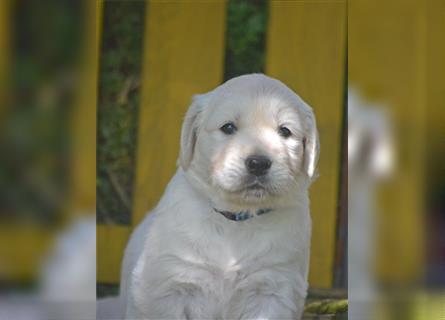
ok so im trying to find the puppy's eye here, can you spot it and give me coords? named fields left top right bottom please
left=278, top=126, right=292, bottom=138
left=220, top=122, right=237, bottom=135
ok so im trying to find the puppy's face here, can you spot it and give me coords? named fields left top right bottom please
left=180, top=75, right=319, bottom=206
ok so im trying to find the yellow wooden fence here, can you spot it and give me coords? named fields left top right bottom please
left=98, top=0, right=346, bottom=289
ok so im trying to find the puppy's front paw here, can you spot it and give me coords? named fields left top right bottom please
left=226, top=295, right=304, bottom=320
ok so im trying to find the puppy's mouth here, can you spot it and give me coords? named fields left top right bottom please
left=245, top=182, right=266, bottom=191
left=240, top=183, right=270, bottom=201
left=241, top=177, right=272, bottom=198
left=215, top=173, right=285, bottom=200
left=244, top=175, right=268, bottom=189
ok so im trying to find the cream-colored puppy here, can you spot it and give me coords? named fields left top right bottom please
left=120, top=74, right=319, bottom=319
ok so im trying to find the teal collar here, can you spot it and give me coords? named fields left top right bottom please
left=213, top=208, right=273, bottom=222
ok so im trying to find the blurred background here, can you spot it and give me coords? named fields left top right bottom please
left=0, top=0, right=444, bottom=319
left=348, top=0, right=445, bottom=318
left=0, top=0, right=96, bottom=319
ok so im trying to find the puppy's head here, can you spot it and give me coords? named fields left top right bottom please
left=180, top=74, right=319, bottom=206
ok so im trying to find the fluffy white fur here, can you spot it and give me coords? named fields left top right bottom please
left=120, top=74, right=319, bottom=319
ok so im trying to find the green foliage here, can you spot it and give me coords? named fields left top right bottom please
left=305, top=299, right=348, bottom=315
left=97, top=1, right=145, bottom=224
left=224, top=0, right=268, bottom=80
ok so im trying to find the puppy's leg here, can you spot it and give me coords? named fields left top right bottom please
left=227, top=295, right=303, bottom=320
left=225, top=281, right=306, bottom=320
left=126, top=290, right=192, bottom=320
left=127, top=279, right=221, bottom=319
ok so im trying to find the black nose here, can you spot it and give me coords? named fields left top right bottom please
left=245, top=155, right=272, bottom=176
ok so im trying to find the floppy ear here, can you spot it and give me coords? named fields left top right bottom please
left=303, top=108, right=320, bottom=179
left=179, top=94, right=207, bottom=170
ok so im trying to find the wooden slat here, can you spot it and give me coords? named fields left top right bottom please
left=97, top=225, right=131, bottom=283
left=266, top=1, right=346, bottom=288
left=349, top=0, right=425, bottom=283
left=132, top=1, right=227, bottom=226
left=69, top=0, right=102, bottom=214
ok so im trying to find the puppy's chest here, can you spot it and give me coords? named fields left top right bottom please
left=144, top=212, right=308, bottom=314
left=176, top=233, right=286, bottom=298
left=182, top=220, right=299, bottom=278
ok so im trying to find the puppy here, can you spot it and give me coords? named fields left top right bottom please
left=120, top=74, right=319, bottom=319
